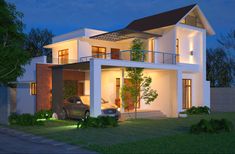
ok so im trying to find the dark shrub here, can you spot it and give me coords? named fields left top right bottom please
left=77, top=116, right=118, bottom=129
left=186, top=106, right=210, bottom=115
left=8, top=113, right=44, bottom=126
left=190, top=118, right=234, bottom=134
left=35, top=110, right=53, bottom=120
left=8, top=113, right=19, bottom=125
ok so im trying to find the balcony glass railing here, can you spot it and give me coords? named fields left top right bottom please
left=80, top=50, right=179, bottom=65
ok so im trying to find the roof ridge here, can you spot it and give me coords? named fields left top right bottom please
left=128, top=4, right=197, bottom=24
left=125, top=4, right=197, bottom=31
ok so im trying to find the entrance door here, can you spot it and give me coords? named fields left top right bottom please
left=123, top=79, right=140, bottom=111
left=182, top=79, right=192, bottom=109
left=111, top=48, right=120, bottom=60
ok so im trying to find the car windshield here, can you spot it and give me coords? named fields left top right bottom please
left=79, top=96, right=108, bottom=105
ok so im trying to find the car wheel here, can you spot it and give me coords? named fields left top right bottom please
left=61, top=109, right=68, bottom=120
left=84, top=111, right=90, bottom=119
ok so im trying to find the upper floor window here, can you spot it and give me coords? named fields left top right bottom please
left=30, top=82, right=36, bottom=95
left=58, top=49, right=69, bottom=64
left=180, top=11, right=203, bottom=28
left=92, top=46, right=106, bottom=59
left=176, top=38, right=180, bottom=63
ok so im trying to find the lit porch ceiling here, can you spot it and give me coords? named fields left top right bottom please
left=50, top=61, right=121, bottom=71
left=90, top=28, right=161, bottom=42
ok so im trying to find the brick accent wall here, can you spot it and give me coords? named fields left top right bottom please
left=36, top=64, right=85, bottom=112
left=63, top=70, right=85, bottom=96
left=36, top=64, right=53, bottom=111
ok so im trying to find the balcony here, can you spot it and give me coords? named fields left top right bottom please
left=80, top=50, right=179, bottom=65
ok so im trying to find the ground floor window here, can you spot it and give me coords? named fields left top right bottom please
left=30, top=82, right=36, bottom=95
left=182, top=79, right=192, bottom=109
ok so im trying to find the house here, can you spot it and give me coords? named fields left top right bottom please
left=15, top=4, right=214, bottom=118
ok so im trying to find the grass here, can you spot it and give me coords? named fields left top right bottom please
left=7, top=112, right=235, bottom=153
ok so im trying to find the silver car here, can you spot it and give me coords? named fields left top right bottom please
left=61, top=95, right=120, bottom=120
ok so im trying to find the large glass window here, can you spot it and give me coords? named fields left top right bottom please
left=58, top=49, right=69, bottom=64
left=180, top=12, right=203, bottom=28
left=92, top=46, right=106, bottom=59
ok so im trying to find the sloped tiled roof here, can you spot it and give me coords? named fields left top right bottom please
left=126, top=4, right=197, bottom=31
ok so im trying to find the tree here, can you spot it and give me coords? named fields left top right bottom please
left=0, top=0, right=30, bottom=84
left=25, top=28, right=53, bottom=61
left=206, top=48, right=233, bottom=87
left=217, top=30, right=235, bottom=85
left=121, top=39, right=158, bottom=119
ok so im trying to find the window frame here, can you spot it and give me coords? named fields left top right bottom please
left=58, top=49, right=69, bottom=64
left=30, top=82, right=36, bottom=95
left=92, top=46, right=106, bottom=59
left=182, top=79, right=192, bottom=109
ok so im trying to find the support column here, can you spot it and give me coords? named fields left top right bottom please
left=52, top=68, right=64, bottom=118
left=121, top=68, right=125, bottom=113
left=90, top=59, right=102, bottom=117
left=153, top=37, right=158, bottom=63
left=177, top=70, right=183, bottom=114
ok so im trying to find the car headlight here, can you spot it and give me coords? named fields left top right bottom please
left=117, top=108, right=121, bottom=112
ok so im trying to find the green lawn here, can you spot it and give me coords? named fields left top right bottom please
left=8, top=112, right=235, bottom=153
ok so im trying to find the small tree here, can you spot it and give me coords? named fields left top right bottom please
left=122, top=39, right=158, bottom=119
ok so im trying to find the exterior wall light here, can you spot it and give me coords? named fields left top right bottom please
left=190, top=51, right=194, bottom=56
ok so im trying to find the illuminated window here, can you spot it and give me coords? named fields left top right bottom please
left=150, top=39, right=155, bottom=63
left=180, top=11, right=203, bottom=28
left=58, top=49, right=69, bottom=64
left=182, top=79, right=192, bottom=109
left=176, top=38, right=180, bottom=63
left=30, top=82, right=36, bottom=95
left=92, top=46, right=106, bottom=59
left=116, top=78, right=120, bottom=99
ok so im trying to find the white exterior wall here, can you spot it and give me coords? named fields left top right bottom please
left=52, top=40, right=78, bottom=63
left=156, top=28, right=176, bottom=53
left=141, top=70, right=180, bottom=117
left=16, top=84, right=36, bottom=114
left=16, top=56, right=46, bottom=114
left=17, top=56, right=46, bottom=82
left=176, top=24, right=210, bottom=108
left=176, top=24, right=202, bottom=64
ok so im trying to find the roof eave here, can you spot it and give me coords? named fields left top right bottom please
left=176, top=4, right=215, bottom=35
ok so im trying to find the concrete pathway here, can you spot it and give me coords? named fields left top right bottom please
left=0, top=127, right=97, bottom=154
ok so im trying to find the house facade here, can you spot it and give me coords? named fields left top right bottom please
left=16, top=4, right=214, bottom=118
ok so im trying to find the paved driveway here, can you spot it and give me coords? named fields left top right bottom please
left=0, top=127, right=96, bottom=154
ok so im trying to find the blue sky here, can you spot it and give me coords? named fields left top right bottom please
left=8, top=0, right=235, bottom=48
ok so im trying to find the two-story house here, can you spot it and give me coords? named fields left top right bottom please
left=16, top=4, right=214, bottom=118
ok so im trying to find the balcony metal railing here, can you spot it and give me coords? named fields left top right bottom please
left=48, top=58, right=78, bottom=65
left=80, top=50, right=179, bottom=64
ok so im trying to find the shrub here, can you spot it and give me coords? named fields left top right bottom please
left=190, top=118, right=234, bottom=134
left=8, top=113, right=19, bottom=125
left=35, top=110, right=53, bottom=120
left=77, top=116, right=118, bottom=129
left=8, top=113, right=44, bottom=126
left=186, top=106, right=210, bottom=115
